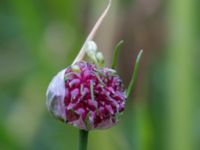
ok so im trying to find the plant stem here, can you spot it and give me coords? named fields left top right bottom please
left=78, top=130, right=89, bottom=150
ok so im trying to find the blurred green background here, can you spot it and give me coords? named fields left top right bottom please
left=0, top=0, right=200, bottom=150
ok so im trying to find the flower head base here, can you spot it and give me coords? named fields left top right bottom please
left=46, top=61, right=126, bottom=130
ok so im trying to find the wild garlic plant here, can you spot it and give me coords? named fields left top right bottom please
left=46, top=0, right=143, bottom=150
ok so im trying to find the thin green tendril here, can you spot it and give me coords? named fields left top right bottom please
left=126, top=49, right=143, bottom=98
left=111, top=40, right=124, bottom=69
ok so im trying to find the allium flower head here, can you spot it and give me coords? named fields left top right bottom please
left=46, top=0, right=143, bottom=132
left=46, top=61, right=126, bottom=130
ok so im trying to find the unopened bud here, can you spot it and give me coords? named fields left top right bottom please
left=84, top=40, right=98, bottom=54
left=96, top=52, right=104, bottom=66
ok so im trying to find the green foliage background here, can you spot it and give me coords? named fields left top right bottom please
left=0, top=0, right=200, bottom=150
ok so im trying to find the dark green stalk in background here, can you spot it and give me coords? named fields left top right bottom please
left=167, top=0, right=195, bottom=150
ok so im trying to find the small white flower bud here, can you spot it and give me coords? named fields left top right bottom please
left=96, top=52, right=104, bottom=65
left=84, top=40, right=98, bottom=53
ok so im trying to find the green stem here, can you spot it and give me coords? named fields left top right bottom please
left=78, top=130, right=89, bottom=150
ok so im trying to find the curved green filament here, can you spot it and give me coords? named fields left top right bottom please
left=90, top=80, right=95, bottom=101
left=126, top=49, right=143, bottom=98
left=111, top=40, right=124, bottom=69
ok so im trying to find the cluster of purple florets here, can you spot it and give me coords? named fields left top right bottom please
left=46, top=60, right=126, bottom=130
left=63, top=61, right=126, bottom=129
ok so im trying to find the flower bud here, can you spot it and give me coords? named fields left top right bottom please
left=46, top=61, right=126, bottom=130
left=96, top=52, right=104, bottom=66
left=84, top=40, right=98, bottom=54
